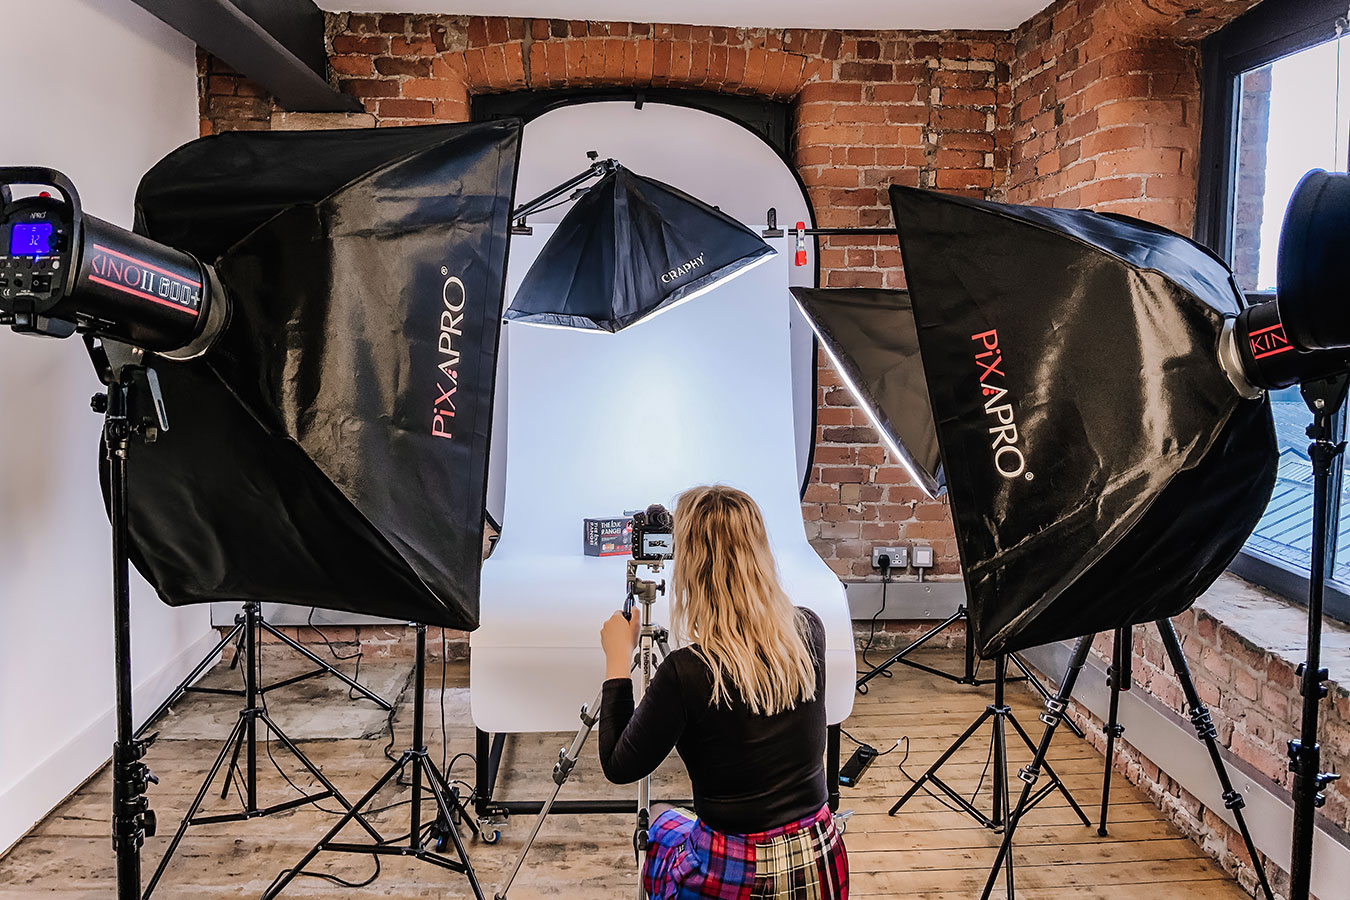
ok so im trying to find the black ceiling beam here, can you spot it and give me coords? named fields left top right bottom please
left=131, top=0, right=362, bottom=113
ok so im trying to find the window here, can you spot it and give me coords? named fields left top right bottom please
left=1198, top=0, right=1350, bottom=621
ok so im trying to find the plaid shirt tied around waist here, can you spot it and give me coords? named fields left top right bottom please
left=642, top=804, right=848, bottom=900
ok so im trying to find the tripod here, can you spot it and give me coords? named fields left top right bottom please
left=494, top=558, right=670, bottom=900
left=855, top=605, right=1085, bottom=740
left=135, top=602, right=389, bottom=742
left=980, top=618, right=1278, bottom=900
left=143, top=599, right=384, bottom=897
left=888, top=654, right=1089, bottom=848
left=263, top=623, right=485, bottom=899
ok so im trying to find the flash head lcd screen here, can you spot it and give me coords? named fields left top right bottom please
left=10, top=222, right=53, bottom=256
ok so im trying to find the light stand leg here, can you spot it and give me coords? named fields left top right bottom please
left=856, top=607, right=969, bottom=691
left=263, top=624, right=483, bottom=900
left=133, top=622, right=244, bottom=740
left=260, top=619, right=392, bottom=709
left=1155, top=619, right=1276, bottom=900
left=826, top=725, right=841, bottom=813
left=1008, top=652, right=1086, bottom=739
left=888, top=655, right=1086, bottom=829
left=493, top=690, right=604, bottom=900
left=1098, top=627, right=1129, bottom=836
left=979, top=636, right=1093, bottom=900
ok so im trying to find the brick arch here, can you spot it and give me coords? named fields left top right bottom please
left=331, top=15, right=833, bottom=126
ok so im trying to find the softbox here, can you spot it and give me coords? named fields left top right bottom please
left=504, top=164, right=775, bottom=331
left=888, top=185, right=1277, bottom=657
left=109, top=121, right=521, bottom=630
left=789, top=287, right=942, bottom=497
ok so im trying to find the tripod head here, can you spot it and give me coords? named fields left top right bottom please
left=623, top=557, right=665, bottom=620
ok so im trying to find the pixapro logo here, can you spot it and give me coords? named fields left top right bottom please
left=972, top=329, right=1031, bottom=481
left=431, top=267, right=465, bottom=441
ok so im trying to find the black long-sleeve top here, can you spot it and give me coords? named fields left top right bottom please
left=598, top=609, right=827, bottom=835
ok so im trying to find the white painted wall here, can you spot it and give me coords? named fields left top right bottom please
left=0, top=0, right=214, bottom=855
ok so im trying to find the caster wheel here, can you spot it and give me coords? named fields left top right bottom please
left=481, top=829, right=501, bottom=844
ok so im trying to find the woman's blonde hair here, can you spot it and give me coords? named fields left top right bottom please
left=670, top=485, right=817, bottom=715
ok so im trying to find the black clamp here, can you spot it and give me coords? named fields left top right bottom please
left=1188, top=706, right=1219, bottom=742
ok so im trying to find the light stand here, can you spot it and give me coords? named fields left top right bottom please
left=492, top=559, right=672, bottom=900
left=97, top=355, right=160, bottom=900
left=982, top=617, right=1279, bottom=900
left=887, top=655, right=1089, bottom=842
left=1289, top=373, right=1347, bottom=900
left=262, top=623, right=485, bottom=900
left=510, top=151, right=617, bottom=234
left=856, top=607, right=1085, bottom=739
left=143, top=599, right=384, bottom=898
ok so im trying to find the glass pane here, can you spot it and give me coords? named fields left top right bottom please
left=1232, top=35, right=1350, bottom=292
left=1235, top=35, right=1350, bottom=580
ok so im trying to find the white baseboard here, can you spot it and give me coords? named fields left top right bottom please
left=0, top=629, right=219, bottom=857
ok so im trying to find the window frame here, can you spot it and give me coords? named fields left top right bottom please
left=1198, top=0, right=1350, bottom=623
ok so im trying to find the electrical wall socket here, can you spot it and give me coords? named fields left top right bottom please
left=872, top=546, right=907, bottom=569
left=911, top=544, right=934, bottom=568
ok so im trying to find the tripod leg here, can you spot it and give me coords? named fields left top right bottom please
left=1098, top=630, right=1125, bottom=837
left=257, top=712, right=383, bottom=842
left=217, top=715, right=247, bottom=802
left=134, top=622, right=243, bottom=740
left=980, top=636, right=1092, bottom=900
left=889, top=709, right=994, bottom=816
left=262, top=620, right=393, bottom=710
left=261, top=757, right=401, bottom=900
left=143, top=716, right=247, bottom=899
left=494, top=691, right=604, bottom=900
left=857, top=607, right=966, bottom=692
left=1155, top=619, right=1276, bottom=900
left=419, top=758, right=487, bottom=900
left=1008, top=652, right=1085, bottom=739
left=1004, top=711, right=1091, bottom=826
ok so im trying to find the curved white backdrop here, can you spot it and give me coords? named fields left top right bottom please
left=471, top=226, right=855, bottom=732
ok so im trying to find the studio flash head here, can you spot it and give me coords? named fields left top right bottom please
left=0, top=167, right=227, bottom=358
left=1220, top=168, right=1350, bottom=394
left=631, top=503, right=674, bottom=561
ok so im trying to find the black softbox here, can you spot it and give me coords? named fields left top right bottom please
left=110, top=122, right=521, bottom=630
left=875, top=186, right=1277, bottom=657
left=504, top=164, right=775, bottom=331
left=790, top=287, right=942, bottom=498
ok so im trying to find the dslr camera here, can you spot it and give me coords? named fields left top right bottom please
left=630, top=504, right=674, bottom=561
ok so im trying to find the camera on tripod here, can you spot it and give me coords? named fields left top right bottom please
left=630, top=504, right=673, bottom=561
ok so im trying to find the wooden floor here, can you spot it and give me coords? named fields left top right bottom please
left=0, top=648, right=1251, bottom=899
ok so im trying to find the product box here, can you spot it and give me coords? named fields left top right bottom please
left=583, top=516, right=633, bottom=557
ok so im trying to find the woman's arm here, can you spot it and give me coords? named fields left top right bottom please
left=597, top=659, right=688, bottom=784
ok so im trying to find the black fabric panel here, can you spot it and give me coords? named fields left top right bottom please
left=789, top=287, right=941, bottom=497
left=117, top=121, right=521, bottom=629
left=889, top=185, right=1275, bottom=657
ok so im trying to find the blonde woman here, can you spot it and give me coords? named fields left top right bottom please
left=598, top=485, right=847, bottom=900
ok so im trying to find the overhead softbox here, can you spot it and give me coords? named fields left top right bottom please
left=789, top=287, right=942, bottom=497
left=111, top=121, right=521, bottom=630
left=888, top=185, right=1277, bottom=657
left=504, top=164, right=775, bottom=331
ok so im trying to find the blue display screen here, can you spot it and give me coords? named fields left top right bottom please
left=10, top=222, right=54, bottom=257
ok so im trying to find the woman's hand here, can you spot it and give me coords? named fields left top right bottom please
left=601, top=610, right=641, bottom=681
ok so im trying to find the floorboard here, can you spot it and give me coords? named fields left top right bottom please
left=0, top=649, right=1251, bottom=899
